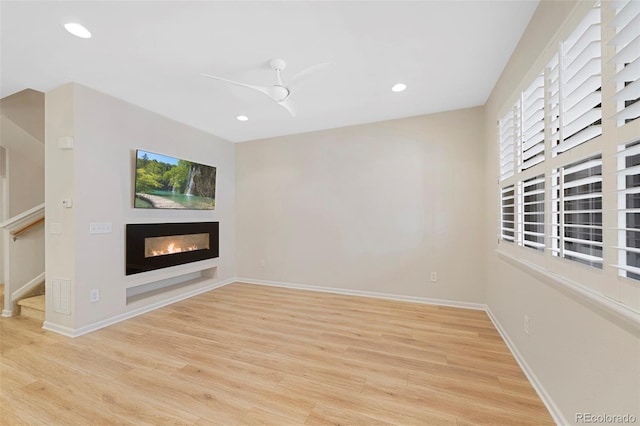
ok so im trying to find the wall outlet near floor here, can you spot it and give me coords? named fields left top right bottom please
left=430, top=272, right=438, bottom=282
left=524, top=315, right=531, bottom=335
left=89, top=289, right=100, bottom=303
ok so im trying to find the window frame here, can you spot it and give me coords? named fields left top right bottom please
left=495, top=0, right=640, bottom=324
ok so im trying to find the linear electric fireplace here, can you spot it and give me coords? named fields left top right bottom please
left=126, top=222, right=219, bottom=275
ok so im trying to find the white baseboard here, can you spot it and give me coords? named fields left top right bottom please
left=42, top=321, right=77, bottom=337
left=236, top=277, right=487, bottom=310
left=43, top=277, right=235, bottom=338
left=485, top=308, right=566, bottom=426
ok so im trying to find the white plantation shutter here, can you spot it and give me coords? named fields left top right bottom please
left=495, top=2, right=640, bottom=319
left=547, top=54, right=562, bottom=154
left=501, top=185, right=515, bottom=242
left=521, top=74, right=545, bottom=170
left=616, top=140, right=640, bottom=280
left=550, top=155, right=603, bottom=268
left=514, top=100, right=522, bottom=171
left=609, top=0, right=640, bottom=125
left=499, top=107, right=517, bottom=181
left=519, top=175, right=545, bottom=250
left=554, top=7, right=602, bottom=155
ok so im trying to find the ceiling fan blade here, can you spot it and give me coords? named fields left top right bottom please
left=201, top=73, right=271, bottom=98
left=288, top=62, right=334, bottom=88
left=278, top=98, right=296, bottom=117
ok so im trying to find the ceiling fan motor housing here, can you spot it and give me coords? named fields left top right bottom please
left=270, top=85, right=290, bottom=102
left=270, top=58, right=287, bottom=71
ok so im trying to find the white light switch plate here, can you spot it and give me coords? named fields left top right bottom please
left=89, top=222, right=112, bottom=234
left=50, top=222, right=62, bottom=234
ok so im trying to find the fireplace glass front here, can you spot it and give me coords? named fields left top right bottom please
left=126, top=222, right=219, bottom=275
left=144, top=233, right=209, bottom=258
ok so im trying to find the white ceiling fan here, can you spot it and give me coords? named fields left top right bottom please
left=202, top=59, right=332, bottom=117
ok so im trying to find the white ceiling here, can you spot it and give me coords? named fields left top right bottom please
left=1, top=1, right=538, bottom=143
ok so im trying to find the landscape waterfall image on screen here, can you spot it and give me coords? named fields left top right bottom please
left=134, top=149, right=216, bottom=210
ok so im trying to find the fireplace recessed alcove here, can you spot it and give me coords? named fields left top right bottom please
left=125, top=222, right=219, bottom=304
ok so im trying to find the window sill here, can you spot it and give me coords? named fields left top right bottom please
left=495, top=249, right=640, bottom=331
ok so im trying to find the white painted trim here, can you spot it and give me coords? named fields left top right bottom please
left=11, top=271, right=45, bottom=301
left=2, top=308, right=14, bottom=317
left=0, top=203, right=44, bottom=230
left=236, top=277, right=487, bottom=311
left=42, top=277, right=235, bottom=338
left=496, top=249, right=640, bottom=328
left=485, top=308, right=567, bottom=426
left=41, top=321, right=76, bottom=337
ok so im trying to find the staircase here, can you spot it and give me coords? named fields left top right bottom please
left=1, top=205, right=45, bottom=319
left=17, top=294, right=45, bottom=321
left=1, top=280, right=46, bottom=321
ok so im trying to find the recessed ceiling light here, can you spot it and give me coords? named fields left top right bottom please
left=64, top=22, right=92, bottom=39
left=391, top=83, right=407, bottom=93
left=236, top=115, right=249, bottom=122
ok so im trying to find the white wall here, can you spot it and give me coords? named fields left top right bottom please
left=45, top=83, right=235, bottom=332
left=45, top=84, right=76, bottom=329
left=236, top=108, right=486, bottom=304
left=484, top=1, right=640, bottom=423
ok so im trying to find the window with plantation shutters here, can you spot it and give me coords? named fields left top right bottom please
left=501, top=185, right=515, bottom=242
left=551, top=155, right=603, bottom=269
left=552, top=6, right=602, bottom=156
left=609, top=0, right=640, bottom=125
left=496, top=2, right=640, bottom=323
left=518, top=175, right=545, bottom=250
left=616, top=140, right=640, bottom=280
left=520, top=74, right=545, bottom=170
left=499, top=107, right=516, bottom=181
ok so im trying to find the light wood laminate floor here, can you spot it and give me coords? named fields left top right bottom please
left=0, top=282, right=554, bottom=425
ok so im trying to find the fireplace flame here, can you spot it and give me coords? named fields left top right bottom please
left=144, top=232, right=209, bottom=258
left=149, top=242, right=201, bottom=257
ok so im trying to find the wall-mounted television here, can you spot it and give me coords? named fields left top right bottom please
left=134, top=149, right=216, bottom=210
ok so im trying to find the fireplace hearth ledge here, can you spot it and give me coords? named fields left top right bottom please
left=126, top=267, right=217, bottom=305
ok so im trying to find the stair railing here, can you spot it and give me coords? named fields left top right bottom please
left=11, top=217, right=45, bottom=241
left=1, top=203, right=45, bottom=317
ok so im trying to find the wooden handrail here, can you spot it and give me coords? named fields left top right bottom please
left=10, top=217, right=44, bottom=241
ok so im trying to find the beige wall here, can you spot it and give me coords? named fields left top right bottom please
left=0, top=89, right=44, bottom=219
left=236, top=107, right=486, bottom=304
left=0, top=89, right=44, bottom=144
left=484, top=1, right=639, bottom=423
left=45, top=83, right=235, bottom=332
left=1, top=118, right=44, bottom=218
